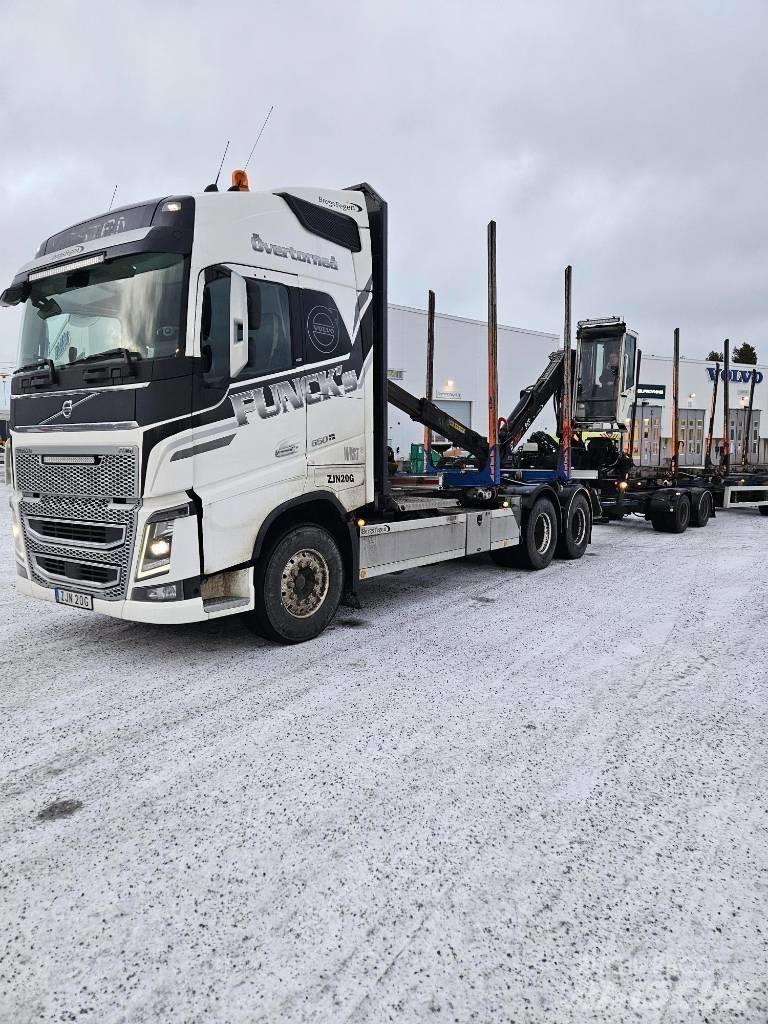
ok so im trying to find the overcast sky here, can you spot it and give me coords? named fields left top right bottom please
left=1, top=0, right=765, bottom=365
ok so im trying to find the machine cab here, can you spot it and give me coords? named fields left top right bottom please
left=574, top=317, right=637, bottom=430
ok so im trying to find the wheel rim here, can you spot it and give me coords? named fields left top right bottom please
left=572, top=506, right=587, bottom=547
left=701, top=494, right=711, bottom=520
left=534, top=512, right=552, bottom=554
left=680, top=500, right=690, bottom=527
left=280, top=548, right=330, bottom=618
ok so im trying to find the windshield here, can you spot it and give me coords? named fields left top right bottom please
left=18, top=252, right=188, bottom=368
left=578, top=336, right=621, bottom=421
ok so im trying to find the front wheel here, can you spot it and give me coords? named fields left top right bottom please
left=491, top=497, right=558, bottom=570
left=249, top=525, right=343, bottom=644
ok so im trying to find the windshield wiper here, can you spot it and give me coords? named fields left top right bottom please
left=14, top=358, right=56, bottom=388
left=15, top=357, right=53, bottom=374
left=67, top=347, right=141, bottom=368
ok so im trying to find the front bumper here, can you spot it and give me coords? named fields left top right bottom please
left=15, top=573, right=206, bottom=624
left=14, top=571, right=254, bottom=625
left=12, top=487, right=254, bottom=625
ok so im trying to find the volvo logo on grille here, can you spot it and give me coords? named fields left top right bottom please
left=39, top=392, right=99, bottom=426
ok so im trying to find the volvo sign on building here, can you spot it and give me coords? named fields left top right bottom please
left=632, top=355, right=767, bottom=467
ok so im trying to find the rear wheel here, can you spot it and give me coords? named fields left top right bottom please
left=651, top=494, right=691, bottom=534
left=669, top=494, right=691, bottom=533
left=491, top=497, right=558, bottom=570
left=760, top=505, right=768, bottom=517
left=555, top=492, right=591, bottom=560
left=690, top=490, right=712, bottom=528
left=249, top=525, right=343, bottom=644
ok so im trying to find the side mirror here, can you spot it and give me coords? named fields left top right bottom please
left=230, top=272, right=248, bottom=378
left=0, top=283, right=27, bottom=307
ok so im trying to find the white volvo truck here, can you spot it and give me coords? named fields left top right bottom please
left=3, top=181, right=593, bottom=642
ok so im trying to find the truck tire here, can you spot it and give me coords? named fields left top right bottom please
left=491, top=496, right=558, bottom=570
left=760, top=505, right=768, bottom=517
left=555, top=492, right=591, bottom=560
left=690, top=490, right=712, bottom=528
left=249, top=525, right=343, bottom=644
left=651, top=493, right=691, bottom=534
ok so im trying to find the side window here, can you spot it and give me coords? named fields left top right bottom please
left=623, top=334, right=636, bottom=389
left=201, top=268, right=230, bottom=382
left=241, top=279, right=293, bottom=378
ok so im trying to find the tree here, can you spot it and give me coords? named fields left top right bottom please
left=706, top=350, right=724, bottom=361
left=732, top=342, right=757, bottom=365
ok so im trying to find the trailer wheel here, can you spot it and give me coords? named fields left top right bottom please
left=249, top=525, right=343, bottom=644
left=652, top=494, right=691, bottom=534
left=491, top=497, right=558, bottom=570
left=555, top=492, right=591, bottom=560
left=690, top=491, right=712, bottom=528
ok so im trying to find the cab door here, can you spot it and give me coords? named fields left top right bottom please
left=617, top=332, right=637, bottom=426
left=298, top=276, right=366, bottom=505
left=192, top=265, right=307, bottom=574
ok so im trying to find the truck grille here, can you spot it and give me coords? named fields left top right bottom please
left=32, top=554, right=121, bottom=590
left=14, top=446, right=139, bottom=499
left=19, top=467, right=140, bottom=601
left=26, top=516, right=126, bottom=549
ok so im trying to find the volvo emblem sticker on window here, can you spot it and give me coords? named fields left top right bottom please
left=306, top=306, right=339, bottom=354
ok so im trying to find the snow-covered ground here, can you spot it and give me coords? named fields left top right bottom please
left=1, top=483, right=767, bottom=1024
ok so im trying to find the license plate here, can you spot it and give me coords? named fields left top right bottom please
left=55, top=589, right=93, bottom=611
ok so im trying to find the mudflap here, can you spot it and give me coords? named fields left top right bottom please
left=587, top=487, right=603, bottom=523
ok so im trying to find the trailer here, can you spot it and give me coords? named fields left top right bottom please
left=2, top=176, right=594, bottom=644
left=503, top=306, right=768, bottom=530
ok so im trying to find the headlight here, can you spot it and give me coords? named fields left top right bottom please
left=12, top=521, right=24, bottom=559
left=10, top=504, right=25, bottom=560
left=137, top=518, right=176, bottom=579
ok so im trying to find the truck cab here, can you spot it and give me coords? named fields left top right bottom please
left=3, top=184, right=378, bottom=636
left=574, top=317, right=637, bottom=432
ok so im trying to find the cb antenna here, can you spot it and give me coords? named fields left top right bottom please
left=205, top=140, right=230, bottom=192
left=108, top=184, right=118, bottom=211
left=243, top=105, right=274, bottom=173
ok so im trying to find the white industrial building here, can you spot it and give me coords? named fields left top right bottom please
left=387, top=303, right=558, bottom=458
left=629, top=355, right=767, bottom=468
